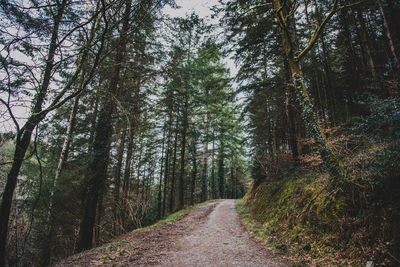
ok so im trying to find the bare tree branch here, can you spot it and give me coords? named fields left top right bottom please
left=296, top=0, right=365, bottom=61
left=34, top=6, right=108, bottom=117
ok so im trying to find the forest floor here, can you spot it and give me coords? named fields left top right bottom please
left=55, top=200, right=289, bottom=266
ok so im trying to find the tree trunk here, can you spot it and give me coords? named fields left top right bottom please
left=0, top=127, right=38, bottom=266
left=201, top=100, right=209, bottom=202
left=289, top=62, right=344, bottom=179
left=200, top=141, right=208, bottom=202
left=76, top=100, right=113, bottom=252
left=113, top=124, right=126, bottom=235
left=377, top=0, right=400, bottom=70
left=122, top=126, right=134, bottom=202
left=0, top=1, right=67, bottom=264
left=136, top=142, right=144, bottom=197
left=40, top=94, right=80, bottom=266
left=162, top=123, right=172, bottom=217
left=76, top=0, right=133, bottom=252
left=339, top=10, right=361, bottom=114
left=169, top=118, right=179, bottom=213
left=54, top=94, right=81, bottom=188
left=356, top=8, right=378, bottom=86
left=234, top=167, right=238, bottom=199
left=218, top=142, right=225, bottom=199
left=177, top=101, right=188, bottom=210
left=387, top=0, right=400, bottom=39
left=229, top=164, right=234, bottom=199
left=211, top=133, right=216, bottom=199
left=272, top=0, right=344, bottom=179
left=320, top=33, right=337, bottom=121
left=190, top=140, right=197, bottom=205
left=120, top=84, right=141, bottom=228
left=283, top=55, right=299, bottom=161
left=94, top=181, right=105, bottom=246
left=88, top=86, right=101, bottom=154
left=157, top=127, right=166, bottom=219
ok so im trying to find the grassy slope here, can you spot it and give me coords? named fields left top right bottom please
left=238, top=126, right=400, bottom=266
left=158, top=200, right=214, bottom=223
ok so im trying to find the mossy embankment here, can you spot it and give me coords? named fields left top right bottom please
left=238, top=120, right=400, bottom=266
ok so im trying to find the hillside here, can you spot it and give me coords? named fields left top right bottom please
left=239, top=112, right=400, bottom=266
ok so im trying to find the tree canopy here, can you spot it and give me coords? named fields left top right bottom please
left=1, top=0, right=399, bottom=265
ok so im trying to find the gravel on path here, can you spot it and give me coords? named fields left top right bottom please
left=55, top=200, right=288, bottom=267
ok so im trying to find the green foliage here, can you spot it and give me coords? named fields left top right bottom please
left=240, top=118, right=400, bottom=265
left=293, top=74, right=344, bottom=179
left=345, top=96, right=400, bottom=213
left=353, top=96, right=400, bottom=142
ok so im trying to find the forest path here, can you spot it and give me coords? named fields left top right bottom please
left=160, top=199, right=288, bottom=267
left=57, top=200, right=288, bottom=266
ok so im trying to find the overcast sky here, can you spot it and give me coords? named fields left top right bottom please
left=163, top=0, right=215, bottom=19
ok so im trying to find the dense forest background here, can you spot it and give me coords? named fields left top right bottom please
left=0, top=0, right=399, bottom=266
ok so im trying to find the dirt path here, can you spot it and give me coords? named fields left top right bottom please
left=56, top=200, right=288, bottom=266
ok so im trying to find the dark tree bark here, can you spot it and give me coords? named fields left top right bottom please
left=177, top=100, right=188, bottom=210
left=189, top=139, right=197, bottom=205
left=0, top=1, right=67, bottom=264
left=162, top=122, right=172, bottom=217
left=40, top=93, right=81, bottom=266
left=113, top=125, right=127, bottom=235
left=284, top=56, right=299, bottom=160
left=169, top=118, right=179, bottom=213
left=356, top=8, right=378, bottom=86
left=157, top=127, right=166, bottom=219
left=338, top=9, right=362, bottom=114
left=200, top=140, right=208, bottom=202
left=387, top=0, right=400, bottom=40
left=76, top=0, right=133, bottom=252
left=201, top=94, right=209, bottom=202
left=218, top=142, right=225, bottom=199
left=76, top=99, right=114, bottom=252
left=54, top=94, right=81, bottom=187
left=272, top=0, right=345, bottom=179
left=229, top=163, right=234, bottom=199
left=377, top=0, right=400, bottom=70
left=211, top=134, right=216, bottom=199
left=234, top=167, right=238, bottom=199
left=94, top=181, right=105, bottom=246
left=121, top=121, right=136, bottom=226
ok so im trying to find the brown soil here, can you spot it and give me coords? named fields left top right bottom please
left=55, top=200, right=288, bottom=266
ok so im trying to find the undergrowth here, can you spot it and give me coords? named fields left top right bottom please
left=240, top=96, right=400, bottom=266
